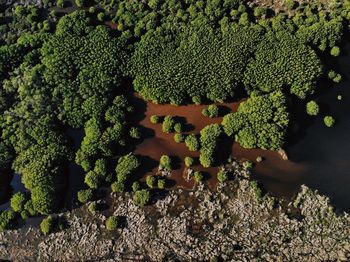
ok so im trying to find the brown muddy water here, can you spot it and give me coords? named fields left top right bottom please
left=133, top=95, right=305, bottom=197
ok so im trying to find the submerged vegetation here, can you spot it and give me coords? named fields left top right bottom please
left=0, top=1, right=350, bottom=258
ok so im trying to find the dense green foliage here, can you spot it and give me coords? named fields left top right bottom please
left=160, top=155, right=172, bottom=171
left=130, top=26, right=262, bottom=104
left=306, top=101, right=320, bottom=116
left=0, top=0, right=349, bottom=225
left=199, top=124, right=222, bottom=168
left=106, top=216, right=118, bottom=230
left=222, top=92, right=289, bottom=150
left=10, top=192, right=27, bottom=213
left=244, top=32, right=322, bottom=99
left=185, top=134, right=199, bottom=152
left=40, top=215, right=55, bottom=235
left=324, top=116, right=335, bottom=127
left=133, top=189, right=150, bottom=207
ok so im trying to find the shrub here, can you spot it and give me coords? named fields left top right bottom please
left=306, top=100, right=320, bottom=116
left=94, top=158, right=107, bottom=177
left=40, top=215, right=55, bottom=235
left=158, top=179, right=166, bottom=189
left=194, top=171, right=203, bottom=183
left=132, top=181, right=140, bottom=192
left=116, top=153, right=140, bottom=182
left=199, top=124, right=222, bottom=168
left=88, top=202, right=97, bottom=213
left=201, top=108, right=209, bottom=117
left=330, top=46, right=340, bottom=57
left=10, top=192, right=27, bottom=213
left=184, top=157, right=194, bottom=167
left=285, top=0, right=295, bottom=10
left=185, top=134, right=199, bottom=151
left=133, top=189, right=150, bottom=207
left=150, top=115, right=160, bottom=124
left=77, top=189, right=93, bottom=203
left=75, top=0, right=86, bottom=7
left=56, top=0, right=66, bottom=8
left=174, top=123, right=183, bottom=133
left=324, top=116, right=335, bottom=127
left=84, top=171, right=101, bottom=189
left=207, top=105, right=219, bottom=118
left=130, top=127, right=141, bottom=139
left=160, top=155, right=172, bottom=170
left=106, top=216, right=118, bottom=230
left=111, top=181, right=125, bottom=193
left=192, top=96, right=202, bottom=105
left=146, top=175, right=156, bottom=188
left=162, top=116, right=175, bottom=133
left=243, top=160, right=253, bottom=170
left=217, top=170, right=228, bottom=183
left=97, top=12, right=105, bottom=22
left=222, top=92, right=289, bottom=150
left=174, top=133, right=185, bottom=143
left=0, top=210, right=16, bottom=231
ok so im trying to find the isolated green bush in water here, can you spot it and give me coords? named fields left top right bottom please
left=222, top=91, right=289, bottom=150
left=306, top=100, right=320, bottom=116
left=324, top=116, right=335, bottom=127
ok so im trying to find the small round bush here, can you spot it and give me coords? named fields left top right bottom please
left=185, top=134, right=199, bottom=151
left=130, top=127, right=141, bottom=139
left=243, top=160, right=253, bottom=170
left=201, top=108, right=209, bottom=117
left=97, top=12, right=105, bottom=21
left=77, top=189, right=93, bottom=204
left=150, top=115, right=160, bottom=124
left=337, top=95, right=342, bottom=100
left=324, top=116, right=335, bottom=127
left=333, top=74, right=342, bottom=83
left=146, top=175, right=156, bottom=188
left=174, top=133, right=185, bottom=143
left=133, top=189, right=150, bottom=207
left=132, top=181, right=140, bottom=192
left=174, top=123, right=183, bottom=133
left=40, top=216, right=54, bottom=235
left=56, top=0, right=66, bottom=8
left=75, top=0, right=86, bottom=7
left=20, top=210, right=29, bottom=220
left=192, top=96, right=202, bottom=105
left=94, top=158, right=107, bottom=177
left=330, top=46, right=340, bottom=57
left=184, top=157, right=194, bottom=167
left=162, top=116, right=175, bottom=133
left=160, top=155, right=172, bottom=170
left=111, top=181, right=125, bottom=193
left=89, top=6, right=96, bottom=13
left=10, top=192, right=27, bottom=213
left=84, top=171, right=101, bottom=189
left=207, top=105, right=219, bottom=118
left=106, top=216, right=118, bottom=231
left=194, top=171, right=203, bottom=183
left=88, top=202, right=97, bottom=213
left=285, top=0, right=295, bottom=10
left=158, top=179, right=166, bottom=189
left=217, top=170, right=228, bottom=183
left=306, top=100, right=319, bottom=116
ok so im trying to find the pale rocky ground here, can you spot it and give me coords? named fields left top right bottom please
left=1, top=162, right=349, bottom=261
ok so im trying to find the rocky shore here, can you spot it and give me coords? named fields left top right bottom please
left=1, top=164, right=349, bottom=261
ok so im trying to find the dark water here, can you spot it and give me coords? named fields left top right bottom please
left=282, top=42, right=350, bottom=211
left=0, top=173, right=25, bottom=211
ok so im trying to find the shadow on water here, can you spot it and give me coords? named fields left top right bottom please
left=282, top=37, right=350, bottom=212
